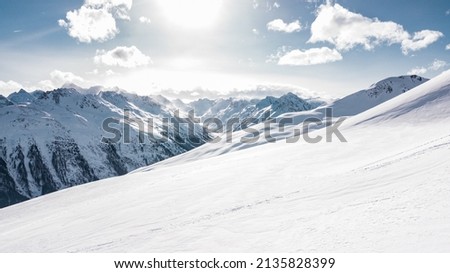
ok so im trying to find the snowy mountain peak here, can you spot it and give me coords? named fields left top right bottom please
left=367, top=75, right=428, bottom=98
left=7, top=89, right=36, bottom=104
left=0, top=88, right=210, bottom=208
left=256, top=92, right=313, bottom=118
left=0, top=95, right=14, bottom=107
left=326, top=74, right=429, bottom=117
left=188, top=93, right=318, bottom=126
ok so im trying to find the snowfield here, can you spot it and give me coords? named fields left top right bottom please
left=0, top=71, right=449, bottom=252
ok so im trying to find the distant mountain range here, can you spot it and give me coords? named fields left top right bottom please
left=0, top=75, right=427, bottom=207
left=0, top=87, right=321, bottom=207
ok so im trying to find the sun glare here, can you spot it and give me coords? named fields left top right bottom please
left=157, top=0, right=223, bottom=29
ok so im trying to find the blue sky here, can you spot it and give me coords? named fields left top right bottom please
left=0, top=0, right=449, bottom=98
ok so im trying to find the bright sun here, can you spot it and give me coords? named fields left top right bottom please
left=157, top=0, right=223, bottom=29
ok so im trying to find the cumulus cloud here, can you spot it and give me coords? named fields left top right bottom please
left=0, top=80, right=23, bottom=96
left=277, top=47, right=343, bottom=66
left=86, top=0, right=132, bottom=19
left=59, top=0, right=132, bottom=43
left=94, top=46, right=151, bottom=68
left=446, top=44, right=450, bottom=50
left=139, top=16, right=151, bottom=24
left=267, top=19, right=302, bottom=33
left=401, top=30, right=443, bottom=55
left=309, top=3, right=443, bottom=54
left=58, top=6, right=118, bottom=43
left=38, top=70, right=85, bottom=89
left=407, top=59, right=447, bottom=75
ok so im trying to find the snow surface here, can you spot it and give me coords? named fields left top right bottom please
left=0, top=71, right=449, bottom=252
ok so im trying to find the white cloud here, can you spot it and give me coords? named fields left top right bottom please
left=429, top=59, right=447, bottom=71
left=252, top=28, right=259, bottom=35
left=273, top=2, right=280, bottom=9
left=85, top=0, right=132, bottom=19
left=105, top=69, right=116, bottom=76
left=252, top=0, right=259, bottom=9
left=87, top=68, right=116, bottom=76
left=0, top=80, right=23, bottom=95
left=446, top=9, right=450, bottom=15
left=139, top=16, right=151, bottom=24
left=267, top=19, right=302, bottom=33
left=278, top=47, right=343, bottom=66
left=59, top=0, right=132, bottom=43
left=407, top=59, right=447, bottom=75
left=407, top=67, right=427, bottom=75
left=446, top=44, right=450, bottom=50
left=50, top=70, right=84, bottom=84
left=58, top=6, right=118, bottom=43
left=401, top=30, right=443, bottom=55
left=94, top=46, right=151, bottom=68
left=38, top=70, right=85, bottom=89
left=309, top=3, right=443, bottom=55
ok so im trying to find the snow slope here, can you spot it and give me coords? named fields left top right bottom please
left=0, top=71, right=448, bottom=252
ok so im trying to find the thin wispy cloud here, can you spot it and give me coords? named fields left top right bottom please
left=277, top=47, right=343, bottom=66
left=407, top=59, right=447, bottom=75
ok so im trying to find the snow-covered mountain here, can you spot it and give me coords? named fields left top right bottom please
left=0, top=88, right=210, bottom=208
left=187, top=92, right=321, bottom=131
left=0, top=95, right=13, bottom=107
left=0, top=71, right=447, bottom=252
left=7, top=89, right=36, bottom=104
left=145, top=75, right=429, bottom=161
left=0, top=88, right=321, bottom=208
left=328, top=74, right=428, bottom=116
